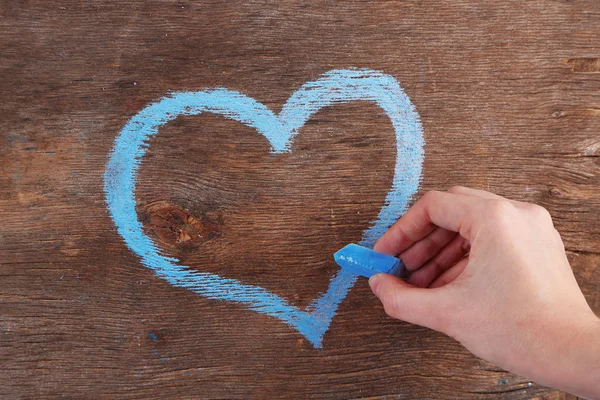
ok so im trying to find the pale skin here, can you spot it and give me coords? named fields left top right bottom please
left=369, top=186, right=600, bottom=399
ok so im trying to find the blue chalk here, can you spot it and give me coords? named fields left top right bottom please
left=334, top=244, right=404, bottom=278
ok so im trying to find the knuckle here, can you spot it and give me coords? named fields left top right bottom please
left=527, top=203, right=552, bottom=222
left=485, top=199, right=516, bottom=221
left=448, top=185, right=466, bottom=194
left=430, top=258, right=445, bottom=275
left=478, top=199, right=517, bottom=233
left=422, top=190, right=439, bottom=202
left=381, top=291, right=403, bottom=319
left=428, top=230, right=450, bottom=248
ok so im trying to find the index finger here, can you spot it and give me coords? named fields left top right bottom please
left=374, top=191, right=480, bottom=256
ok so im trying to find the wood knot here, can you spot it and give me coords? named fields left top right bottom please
left=565, top=57, right=600, bottom=73
left=139, top=200, right=222, bottom=249
left=549, top=187, right=564, bottom=198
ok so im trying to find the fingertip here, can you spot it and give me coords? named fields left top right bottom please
left=370, top=273, right=408, bottom=299
left=373, top=237, right=393, bottom=255
left=369, top=273, right=384, bottom=297
left=372, top=240, right=383, bottom=253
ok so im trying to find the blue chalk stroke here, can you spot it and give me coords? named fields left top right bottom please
left=104, top=68, right=424, bottom=348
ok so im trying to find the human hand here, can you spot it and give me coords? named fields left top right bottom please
left=369, top=187, right=600, bottom=398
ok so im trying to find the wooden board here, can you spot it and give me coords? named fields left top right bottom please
left=1, top=1, right=599, bottom=398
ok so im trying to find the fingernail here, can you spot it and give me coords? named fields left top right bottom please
left=369, top=274, right=383, bottom=297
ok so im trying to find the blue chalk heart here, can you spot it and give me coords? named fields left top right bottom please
left=104, top=68, right=424, bottom=348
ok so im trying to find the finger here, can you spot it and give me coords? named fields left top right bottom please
left=429, top=257, right=469, bottom=288
left=448, top=186, right=504, bottom=199
left=374, top=209, right=437, bottom=257
left=449, top=186, right=532, bottom=210
left=369, top=273, right=452, bottom=332
left=407, top=235, right=470, bottom=288
left=399, top=227, right=457, bottom=271
left=374, top=191, right=481, bottom=256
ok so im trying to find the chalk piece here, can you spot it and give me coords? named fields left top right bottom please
left=334, top=243, right=404, bottom=278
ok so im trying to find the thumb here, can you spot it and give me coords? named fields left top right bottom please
left=369, top=273, right=451, bottom=333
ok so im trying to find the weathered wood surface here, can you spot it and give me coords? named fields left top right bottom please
left=1, top=1, right=599, bottom=398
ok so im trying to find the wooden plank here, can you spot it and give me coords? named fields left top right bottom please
left=1, top=0, right=599, bottom=398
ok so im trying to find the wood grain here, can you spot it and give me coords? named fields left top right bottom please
left=1, top=0, right=599, bottom=398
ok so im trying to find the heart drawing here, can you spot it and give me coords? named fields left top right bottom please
left=104, top=68, right=424, bottom=348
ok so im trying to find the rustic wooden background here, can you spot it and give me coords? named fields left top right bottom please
left=1, top=1, right=599, bottom=398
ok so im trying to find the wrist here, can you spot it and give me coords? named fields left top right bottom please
left=526, top=312, right=600, bottom=398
